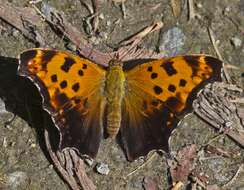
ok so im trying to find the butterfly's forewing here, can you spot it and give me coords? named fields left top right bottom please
left=18, top=49, right=106, bottom=158
left=122, top=55, right=222, bottom=161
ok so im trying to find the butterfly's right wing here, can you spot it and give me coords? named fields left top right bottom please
left=18, top=48, right=106, bottom=158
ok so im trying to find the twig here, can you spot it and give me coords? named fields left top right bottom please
left=207, top=28, right=223, bottom=60
left=0, top=2, right=43, bottom=44
left=44, top=129, right=81, bottom=190
left=193, top=83, right=244, bottom=148
left=207, top=27, right=231, bottom=83
left=70, top=150, right=96, bottom=190
left=187, top=0, right=197, bottom=20
left=225, top=64, right=242, bottom=70
left=121, top=2, right=126, bottom=19
left=201, top=133, right=225, bottom=148
left=222, top=164, right=244, bottom=188
left=120, top=21, right=164, bottom=46
left=124, top=152, right=157, bottom=178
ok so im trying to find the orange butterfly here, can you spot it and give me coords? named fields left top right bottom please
left=18, top=49, right=222, bottom=161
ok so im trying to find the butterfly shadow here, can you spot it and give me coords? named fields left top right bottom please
left=0, top=55, right=60, bottom=162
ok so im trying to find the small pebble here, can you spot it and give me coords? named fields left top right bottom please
left=159, top=27, right=186, bottom=57
left=0, top=98, right=7, bottom=115
left=12, top=29, right=19, bottom=37
left=196, top=3, right=203, bottom=8
left=95, top=163, right=110, bottom=175
left=30, top=143, right=36, bottom=148
left=99, top=13, right=104, bottom=20
left=2, top=137, right=7, bottom=148
left=106, top=20, right=111, bottom=26
left=230, top=37, right=242, bottom=48
left=224, top=6, right=231, bottom=13
left=49, top=164, right=54, bottom=170
left=84, top=158, right=94, bottom=166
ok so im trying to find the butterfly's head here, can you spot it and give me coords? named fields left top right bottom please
left=108, top=59, right=123, bottom=67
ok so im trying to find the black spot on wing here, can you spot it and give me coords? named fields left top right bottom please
left=61, top=57, right=76, bottom=73
left=153, top=85, right=163, bottom=95
left=51, top=74, right=58, bottom=82
left=72, top=83, right=80, bottom=92
left=147, top=66, right=153, bottom=72
left=82, top=64, right=87, bottom=69
left=161, top=61, right=177, bottom=76
left=78, top=69, right=84, bottom=76
left=184, top=56, right=199, bottom=67
left=60, top=80, right=67, bottom=89
left=168, top=84, right=176, bottom=92
left=179, top=79, right=187, bottom=87
left=151, top=73, right=158, bottom=79
left=41, top=50, right=57, bottom=71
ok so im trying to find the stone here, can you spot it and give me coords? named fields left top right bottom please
left=159, top=27, right=186, bottom=57
left=95, top=162, right=110, bottom=175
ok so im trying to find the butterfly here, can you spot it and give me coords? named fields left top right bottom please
left=18, top=48, right=222, bottom=161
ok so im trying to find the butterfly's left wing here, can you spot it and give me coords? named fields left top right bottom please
left=121, top=55, right=222, bottom=161
left=18, top=49, right=106, bottom=158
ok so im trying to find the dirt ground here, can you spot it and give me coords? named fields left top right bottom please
left=0, top=0, right=243, bottom=190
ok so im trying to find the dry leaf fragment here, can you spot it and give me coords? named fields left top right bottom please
left=171, top=0, right=181, bottom=18
left=168, top=145, right=197, bottom=183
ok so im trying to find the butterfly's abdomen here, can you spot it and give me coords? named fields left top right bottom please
left=105, top=63, right=125, bottom=138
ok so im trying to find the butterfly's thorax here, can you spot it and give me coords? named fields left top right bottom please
left=105, top=60, right=125, bottom=138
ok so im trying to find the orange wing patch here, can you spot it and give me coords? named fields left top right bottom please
left=126, top=55, right=221, bottom=113
left=18, top=49, right=106, bottom=157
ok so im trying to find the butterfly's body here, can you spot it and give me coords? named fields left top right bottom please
left=18, top=48, right=222, bottom=161
left=105, top=60, right=125, bottom=137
